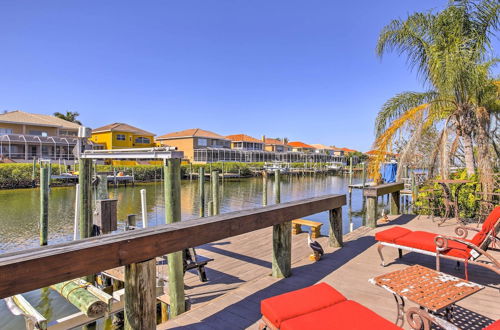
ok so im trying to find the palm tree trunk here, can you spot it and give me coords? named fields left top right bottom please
left=475, top=107, right=494, bottom=212
left=461, top=134, right=475, bottom=176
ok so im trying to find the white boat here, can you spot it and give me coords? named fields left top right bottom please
left=263, top=162, right=290, bottom=174
left=325, top=162, right=343, bottom=171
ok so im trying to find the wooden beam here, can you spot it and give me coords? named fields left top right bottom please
left=0, top=194, right=346, bottom=298
left=366, top=196, right=377, bottom=228
left=124, top=259, right=156, bottom=330
left=363, top=182, right=404, bottom=197
left=328, top=207, right=343, bottom=247
left=272, top=169, right=291, bottom=278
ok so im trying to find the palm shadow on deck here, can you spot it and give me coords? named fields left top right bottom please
left=167, top=234, right=377, bottom=329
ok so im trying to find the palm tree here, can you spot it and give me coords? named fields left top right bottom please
left=371, top=0, right=499, bottom=194
left=53, top=111, right=82, bottom=125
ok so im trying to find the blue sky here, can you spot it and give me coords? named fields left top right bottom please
left=0, top=1, right=498, bottom=151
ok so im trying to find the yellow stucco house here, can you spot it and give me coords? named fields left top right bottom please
left=90, top=122, right=156, bottom=150
left=90, top=123, right=158, bottom=165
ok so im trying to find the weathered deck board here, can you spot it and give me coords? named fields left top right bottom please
left=158, top=215, right=499, bottom=329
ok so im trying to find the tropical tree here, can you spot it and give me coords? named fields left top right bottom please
left=371, top=0, right=499, bottom=197
left=53, top=111, right=82, bottom=125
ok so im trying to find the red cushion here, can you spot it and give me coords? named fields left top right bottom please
left=261, top=283, right=346, bottom=328
left=472, top=207, right=500, bottom=247
left=484, top=320, right=500, bottom=330
left=280, top=300, right=401, bottom=330
left=375, top=226, right=412, bottom=243
left=394, top=231, right=471, bottom=259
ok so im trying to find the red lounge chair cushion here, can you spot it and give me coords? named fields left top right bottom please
left=375, top=226, right=412, bottom=243
left=394, top=231, right=471, bottom=259
left=280, top=300, right=401, bottom=330
left=484, top=320, right=500, bottom=330
left=471, top=206, right=500, bottom=247
left=261, top=283, right=346, bottom=328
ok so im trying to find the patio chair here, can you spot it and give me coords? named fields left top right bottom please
left=376, top=206, right=500, bottom=279
left=259, top=283, right=401, bottom=330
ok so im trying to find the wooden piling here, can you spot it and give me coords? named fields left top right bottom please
left=262, top=171, right=268, bottom=206
left=126, top=214, right=136, bottom=230
left=328, top=207, right=343, bottom=247
left=96, top=174, right=108, bottom=200
left=211, top=170, right=220, bottom=215
left=272, top=170, right=291, bottom=278
left=31, top=157, right=36, bottom=183
left=199, top=167, right=205, bottom=217
left=349, top=157, right=353, bottom=185
left=79, top=158, right=93, bottom=239
left=124, top=259, right=156, bottom=330
left=51, top=281, right=107, bottom=317
left=164, top=158, right=186, bottom=317
left=366, top=196, right=377, bottom=228
left=361, top=162, right=366, bottom=187
left=39, top=166, right=49, bottom=246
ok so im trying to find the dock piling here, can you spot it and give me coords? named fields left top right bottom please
left=39, top=166, right=49, bottom=246
left=199, top=167, right=205, bottom=217
left=328, top=207, right=343, bottom=247
left=141, top=189, right=148, bottom=228
left=164, top=158, right=186, bottom=317
left=211, top=171, right=220, bottom=215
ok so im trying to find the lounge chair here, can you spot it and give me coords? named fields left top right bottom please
left=376, top=206, right=500, bottom=279
left=259, top=283, right=400, bottom=330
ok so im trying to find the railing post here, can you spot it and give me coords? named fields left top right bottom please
left=272, top=170, right=291, bottom=278
left=328, top=207, right=343, bottom=247
left=390, top=191, right=400, bottom=215
left=366, top=196, right=377, bottom=228
left=164, top=158, right=186, bottom=316
left=124, top=259, right=156, bottom=330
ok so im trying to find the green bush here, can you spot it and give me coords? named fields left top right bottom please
left=0, top=163, right=66, bottom=188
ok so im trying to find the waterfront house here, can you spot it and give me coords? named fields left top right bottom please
left=263, top=137, right=292, bottom=152
left=311, top=144, right=335, bottom=155
left=0, top=110, right=80, bottom=162
left=288, top=141, right=315, bottom=153
left=156, top=128, right=231, bottom=162
left=90, top=123, right=156, bottom=150
left=226, top=134, right=264, bottom=151
left=330, top=146, right=345, bottom=156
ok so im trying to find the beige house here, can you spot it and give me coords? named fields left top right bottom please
left=226, top=134, right=264, bottom=151
left=264, top=138, right=292, bottom=152
left=156, top=128, right=230, bottom=162
left=0, top=110, right=81, bottom=162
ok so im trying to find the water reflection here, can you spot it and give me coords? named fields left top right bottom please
left=0, top=174, right=380, bottom=329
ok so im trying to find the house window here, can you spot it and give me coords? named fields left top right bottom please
left=29, top=130, right=48, bottom=137
left=0, top=128, right=13, bottom=134
left=116, top=134, right=126, bottom=141
left=60, top=130, right=77, bottom=136
left=198, top=138, right=208, bottom=147
left=135, top=137, right=150, bottom=144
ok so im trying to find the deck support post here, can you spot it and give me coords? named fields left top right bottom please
left=390, top=191, right=400, bottom=215
left=328, top=207, right=343, bottom=247
left=39, top=166, right=49, bottom=246
left=124, top=258, right=156, bottom=330
left=272, top=170, right=291, bottom=278
left=199, top=167, right=205, bottom=217
left=165, top=158, right=186, bottom=317
left=211, top=170, right=219, bottom=215
left=366, top=196, right=377, bottom=228
left=361, top=162, right=366, bottom=187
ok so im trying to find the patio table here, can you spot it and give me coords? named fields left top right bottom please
left=370, top=264, right=483, bottom=329
left=434, top=179, right=472, bottom=226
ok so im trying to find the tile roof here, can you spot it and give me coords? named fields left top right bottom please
left=288, top=141, right=315, bottom=149
left=311, top=144, right=334, bottom=150
left=92, top=123, right=155, bottom=136
left=157, top=128, right=229, bottom=141
left=226, top=134, right=263, bottom=143
left=0, top=110, right=81, bottom=129
left=264, top=138, right=288, bottom=146
left=340, top=147, right=357, bottom=153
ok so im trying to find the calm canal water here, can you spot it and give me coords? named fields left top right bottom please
left=0, top=174, right=381, bottom=329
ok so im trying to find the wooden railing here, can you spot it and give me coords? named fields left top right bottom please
left=0, top=194, right=345, bottom=327
left=363, top=182, right=404, bottom=228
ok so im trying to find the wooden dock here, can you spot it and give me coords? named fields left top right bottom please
left=158, top=215, right=499, bottom=329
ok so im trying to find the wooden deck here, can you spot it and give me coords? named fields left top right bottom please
left=158, top=215, right=499, bottom=329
